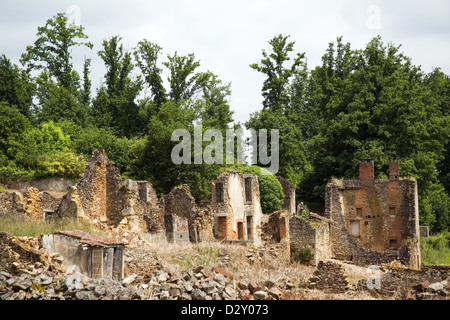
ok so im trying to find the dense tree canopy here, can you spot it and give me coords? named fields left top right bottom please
left=0, top=13, right=449, bottom=232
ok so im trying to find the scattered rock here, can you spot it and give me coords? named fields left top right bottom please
left=254, top=291, right=268, bottom=300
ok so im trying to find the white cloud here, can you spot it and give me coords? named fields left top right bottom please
left=1, top=0, right=449, bottom=124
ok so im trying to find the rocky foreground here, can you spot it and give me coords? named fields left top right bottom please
left=0, top=231, right=284, bottom=300
left=1, top=231, right=450, bottom=300
left=0, top=263, right=280, bottom=301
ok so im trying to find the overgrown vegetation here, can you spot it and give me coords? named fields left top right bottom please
left=421, top=232, right=450, bottom=265
left=0, top=214, right=96, bottom=238
left=292, top=248, right=313, bottom=264
left=0, top=12, right=449, bottom=231
left=231, top=164, right=284, bottom=214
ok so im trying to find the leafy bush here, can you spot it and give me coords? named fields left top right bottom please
left=0, top=162, right=35, bottom=181
left=231, top=164, right=284, bottom=214
left=292, top=248, right=313, bottom=264
left=71, top=126, right=136, bottom=174
left=35, top=151, right=87, bottom=178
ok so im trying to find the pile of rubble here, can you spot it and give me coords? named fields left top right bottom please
left=357, top=265, right=450, bottom=300
left=0, top=231, right=287, bottom=300
left=141, top=265, right=285, bottom=300
left=308, top=261, right=349, bottom=293
left=0, top=265, right=147, bottom=300
left=0, top=232, right=66, bottom=275
left=0, top=263, right=286, bottom=300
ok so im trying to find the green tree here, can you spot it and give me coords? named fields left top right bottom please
left=35, top=70, right=91, bottom=126
left=0, top=55, right=35, bottom=120
left=134, top=39, right=167, bottom=107
left=0, top=102, right=31, bottom=166
left=94, top=35, right=144, bottom=137
left=163, top=52, right=209, bottom=102
left=20, top=12, right=92, bottom=92
left=247, top=34, right=310, bottom=187
left=198, top=72, right=234, bottom=129
left=20, top=13, right=93, bottom=126
left=300, top=36, right=450, bottom=228
left=250, top=34, right=305, bottom=112
left=134, top=100, right=224, bottom=200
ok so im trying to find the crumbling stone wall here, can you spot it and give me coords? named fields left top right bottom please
left=75, top=150, right=151, bottom=233
left=357, top=265, right=450, bottom=300
left=289, top=215, right=331, bottom=266
left=324, top=160, right=421, bottom=269
left=76, top=150, right=122, bottom=223
left=54, top=186, right=84, bottom=221
left=276, top=176, right=296, bottom=214
left=261, top=212, right=290, bottom=263
left=163, top=185, right=213, bottom=244
left=308, top=261, right=349, bottom=293
left=0, top=192, right=13, bottom=215
left=0, top=188, right=61, bottom=220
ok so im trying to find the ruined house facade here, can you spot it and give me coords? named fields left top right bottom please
left=163, top=185, right=214, bottom=244
left=210, top=170, right=264, bottom=246
left=324, top=159, right=421, bottom=269
left=74, top=150, right=159, bottom=233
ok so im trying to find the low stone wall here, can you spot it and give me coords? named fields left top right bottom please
left=357, top=266, right=450, bottom=299
left=308, top=261, right=349, bottom=293
left=5, top=178, right=75, bottom=193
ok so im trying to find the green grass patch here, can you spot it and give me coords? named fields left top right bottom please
left=420, top=232, right=450, bottom=265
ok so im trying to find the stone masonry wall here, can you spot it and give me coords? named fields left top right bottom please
left=324, top=160, right=421, bottom=269
left=75, top=150, right=149, bottom=232
left=289, top=216, right=331, bottom=266
left=276, top=176, right=296, bottom=214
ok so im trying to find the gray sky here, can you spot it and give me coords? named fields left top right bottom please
left=1, top=0, right=450, bottom=124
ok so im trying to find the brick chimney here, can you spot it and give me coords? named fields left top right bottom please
left=389, top=160, right=400, bottom=181
left=359, top=159, right=374, bottom=185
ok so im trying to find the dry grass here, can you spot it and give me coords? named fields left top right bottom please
left=147, top=240, right=313, bottom=287
left=0, top=213, right=98, bottom=237
left=144, top=241, right=383, bottom=300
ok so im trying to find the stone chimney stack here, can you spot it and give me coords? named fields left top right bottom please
left=389, top=160, right=400, bottom=181
left=359, top=159, right=374, bottom=186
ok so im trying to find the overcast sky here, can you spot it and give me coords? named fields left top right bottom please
left=1, top=0, right=449, bottom=124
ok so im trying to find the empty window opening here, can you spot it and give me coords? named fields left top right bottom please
left=215, top=182, right=224, bottom=203
left=244, top=177, right=252, bottom=202
left=237, top=222, right=244, bottom=240
left=389, top=206, right=396, bottom=216
left=246, top=216, right=254, bottom=241
left=350, top=221, right=360, bottom=237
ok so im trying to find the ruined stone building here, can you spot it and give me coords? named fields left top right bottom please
left=41, top=230, right=126, bottom=280
left=289, top=213, right=332, bottom=266
left=324, top=159, right=421, bottom=269
left=163, top=185, right=213, bottom=244
left=74, top=150, right=159, bottom=233
left=210, top=170, right=264, bottom=246
left=288, top=159, right=421, bottom=269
